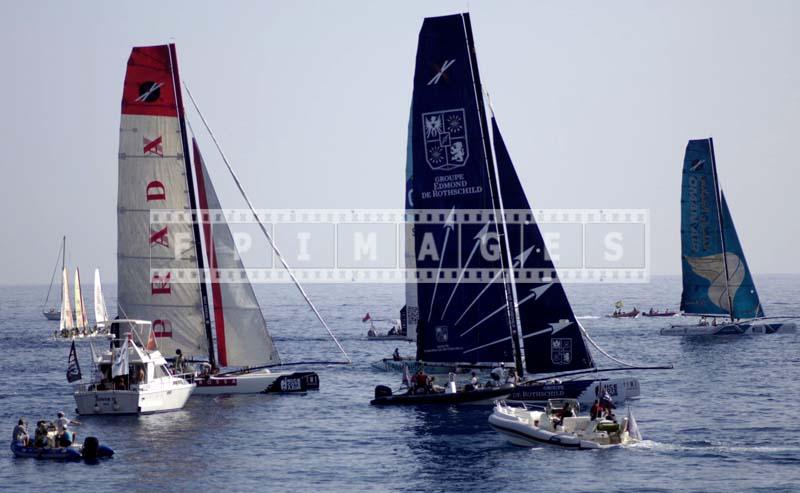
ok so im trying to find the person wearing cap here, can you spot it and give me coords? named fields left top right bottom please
left=12, top=418, right=29, bottom=446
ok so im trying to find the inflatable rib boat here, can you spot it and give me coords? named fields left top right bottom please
left=11, top=437, right=114, bottom=461
left=488, top=399, right=638, bottom=449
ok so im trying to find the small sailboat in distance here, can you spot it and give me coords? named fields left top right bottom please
left=93, top=268, right=109, bottom=331
left=42, top=236, right=66, bottom=320
left=661, top=139, right=796, bottom=336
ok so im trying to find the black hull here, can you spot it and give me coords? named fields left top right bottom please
left=371, top=386, right=513, bottom=406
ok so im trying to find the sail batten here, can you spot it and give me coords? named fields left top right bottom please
left=679, top=138, right=763, bottom=319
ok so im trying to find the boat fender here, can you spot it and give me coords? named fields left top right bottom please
left=82, top=436, right=99, bottom=460
left=374, top=385, right=392, bottom=399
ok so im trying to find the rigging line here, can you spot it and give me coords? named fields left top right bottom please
left=181, top=81, right=350, bottom=364
left=578, top=321, right=670, bottom=369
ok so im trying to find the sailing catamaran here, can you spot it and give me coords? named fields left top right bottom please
left=116, top=44, right=346, bottom=394
left=42, top=236, right=66, bottom=320
left=661, top=138, right=796, bottom=336
left=382, top=13, right=665, bottom=405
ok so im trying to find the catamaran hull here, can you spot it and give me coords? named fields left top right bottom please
left=509, top=377, right=639, bottom=407
left=74, top=385, right=194, bottom=415
left=488, top=413, right=618, bottom=449
left=367, top=335, right=410, bottom=341
left=660, top=322, right=797, bottom=336
left=192, top=371, right=319, bottom=395
left=371, top=386, right=513, bottom=406
left=370, top=359, right=465, bottom=374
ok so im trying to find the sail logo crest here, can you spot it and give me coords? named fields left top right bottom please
left=136, top=81, right=163, bottom=103
left=422, top=109, right=469, bottom=171
left=551, top=338, right=572, bottom=365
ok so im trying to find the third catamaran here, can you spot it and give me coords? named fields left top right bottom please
left=661, top=138, right=796, bottom=336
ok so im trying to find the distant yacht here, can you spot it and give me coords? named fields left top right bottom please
left=661, top=138, right=796, bottom=336
left=42, top=236, right=65, bottom=320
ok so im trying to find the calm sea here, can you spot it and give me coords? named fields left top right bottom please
left=1, top=275, right=798, bottom=492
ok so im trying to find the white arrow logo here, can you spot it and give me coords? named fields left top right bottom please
left=427, top=59, right=456, bottom=85
left=427, top=207, right=456, bottom=322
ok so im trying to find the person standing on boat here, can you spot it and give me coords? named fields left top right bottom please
left=12, top=419, right=28, bottom=446
left=174, top=349, right=185, bottom=374
left=470, top=371, right=480, bottom=389
left=392, top=348, right=401, bottom=361
left=56, top=411, right=80, bottom=446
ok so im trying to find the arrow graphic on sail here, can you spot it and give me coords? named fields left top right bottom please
left=522, top=318, right=573, bottom=339
left=427, top=207, right=456, bottom=322
left=457, top=246, right=534, bottom=336
left=515, top=282, right=554, bottom=308
left=440, top=222, right=491, bottom=319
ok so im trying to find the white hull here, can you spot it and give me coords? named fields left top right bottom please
left=510, top=377, right=640, bottom=407
left=75, top=382, right=194, bottom=415
left=661, top=321, right=797, bottom=336
left=489, top=402, right=635, bottom=450
left=192, top=369, right=289, bottom=395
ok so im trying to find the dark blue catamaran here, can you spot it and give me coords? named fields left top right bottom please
left=375, top=13, right=660, bottom=406
left=661, top=138, right=795, bottom=335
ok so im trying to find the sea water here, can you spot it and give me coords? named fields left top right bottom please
left=1, top=276, right=798, bottom=492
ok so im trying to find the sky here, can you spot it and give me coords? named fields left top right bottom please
left=2, top=0, right=799, bottom=285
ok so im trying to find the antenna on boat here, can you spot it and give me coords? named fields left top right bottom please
left=181, top=81, right=351, bottom=364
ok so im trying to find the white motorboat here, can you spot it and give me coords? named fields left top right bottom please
left=489, top=399, right=640, bottom=450
left=73, top=320, right=194, bottom=415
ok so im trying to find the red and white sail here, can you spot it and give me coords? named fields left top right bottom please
left=117, top=45, right=208, bottom=358
left=93, top=268, right=109, bottom=327
left=73, top=268, right=88, bottom=330
left=193, top=140, right=280, bottom=367
left=60, top=268, right=74, bottom=332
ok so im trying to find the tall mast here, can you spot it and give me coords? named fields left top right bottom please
left=167, top=44, right=216, bottom=367
left=462, top=13, right=523, bottom=376
left=708, top=138, right=734, bottom=322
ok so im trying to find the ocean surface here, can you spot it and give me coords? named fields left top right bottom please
left=1, top=275, right=799, bottom=492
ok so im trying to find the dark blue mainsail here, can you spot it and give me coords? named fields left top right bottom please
left=408, top=13, right=515, bottom=364
left=491, top=117, right=595, bottom=373
left=679, top=138, right=763, bottom=319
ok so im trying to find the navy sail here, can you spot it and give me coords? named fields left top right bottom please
left=491, top=118, right=595, bottom=373
left=679, top=138, right=763, bottom=319
left=408, top=13, right=515, bottom=365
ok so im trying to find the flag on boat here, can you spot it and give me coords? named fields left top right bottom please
left=626, top=407, right=642, bottom=441
left=66, top=341, right=82, bottom=383
left=362, top=313, right=371, bottom=323
left=146, top=329, right=157, bottom=351
left=402, top=364, right=412, bottom=388
left=596, top=381, right=615, bottom=409
left=112, top=336, right=130, bottom=377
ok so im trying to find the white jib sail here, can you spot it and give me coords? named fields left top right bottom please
left=60, top=268, right=74, bottom=331
left=93, top=268, right=109, bottom=326
left=74, top=268, right=88, bottom=330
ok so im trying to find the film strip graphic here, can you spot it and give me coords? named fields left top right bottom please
left=150, top=208, right=649, bottom=284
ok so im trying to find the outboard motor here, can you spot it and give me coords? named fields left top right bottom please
left=374, top=385, right=392, bottom=399
left=82, top=436, right=99, bottom=460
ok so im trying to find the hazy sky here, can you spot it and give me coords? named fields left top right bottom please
left=2, top=0, right=799, bottom=285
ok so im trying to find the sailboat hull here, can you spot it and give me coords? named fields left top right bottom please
left=192, top=370, right=319, bottom=395
left=660, top=322, right=796, bottom=336
left=509, top=377, right=640, bottom=407
left=43, top=310, right=60, bottom=321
